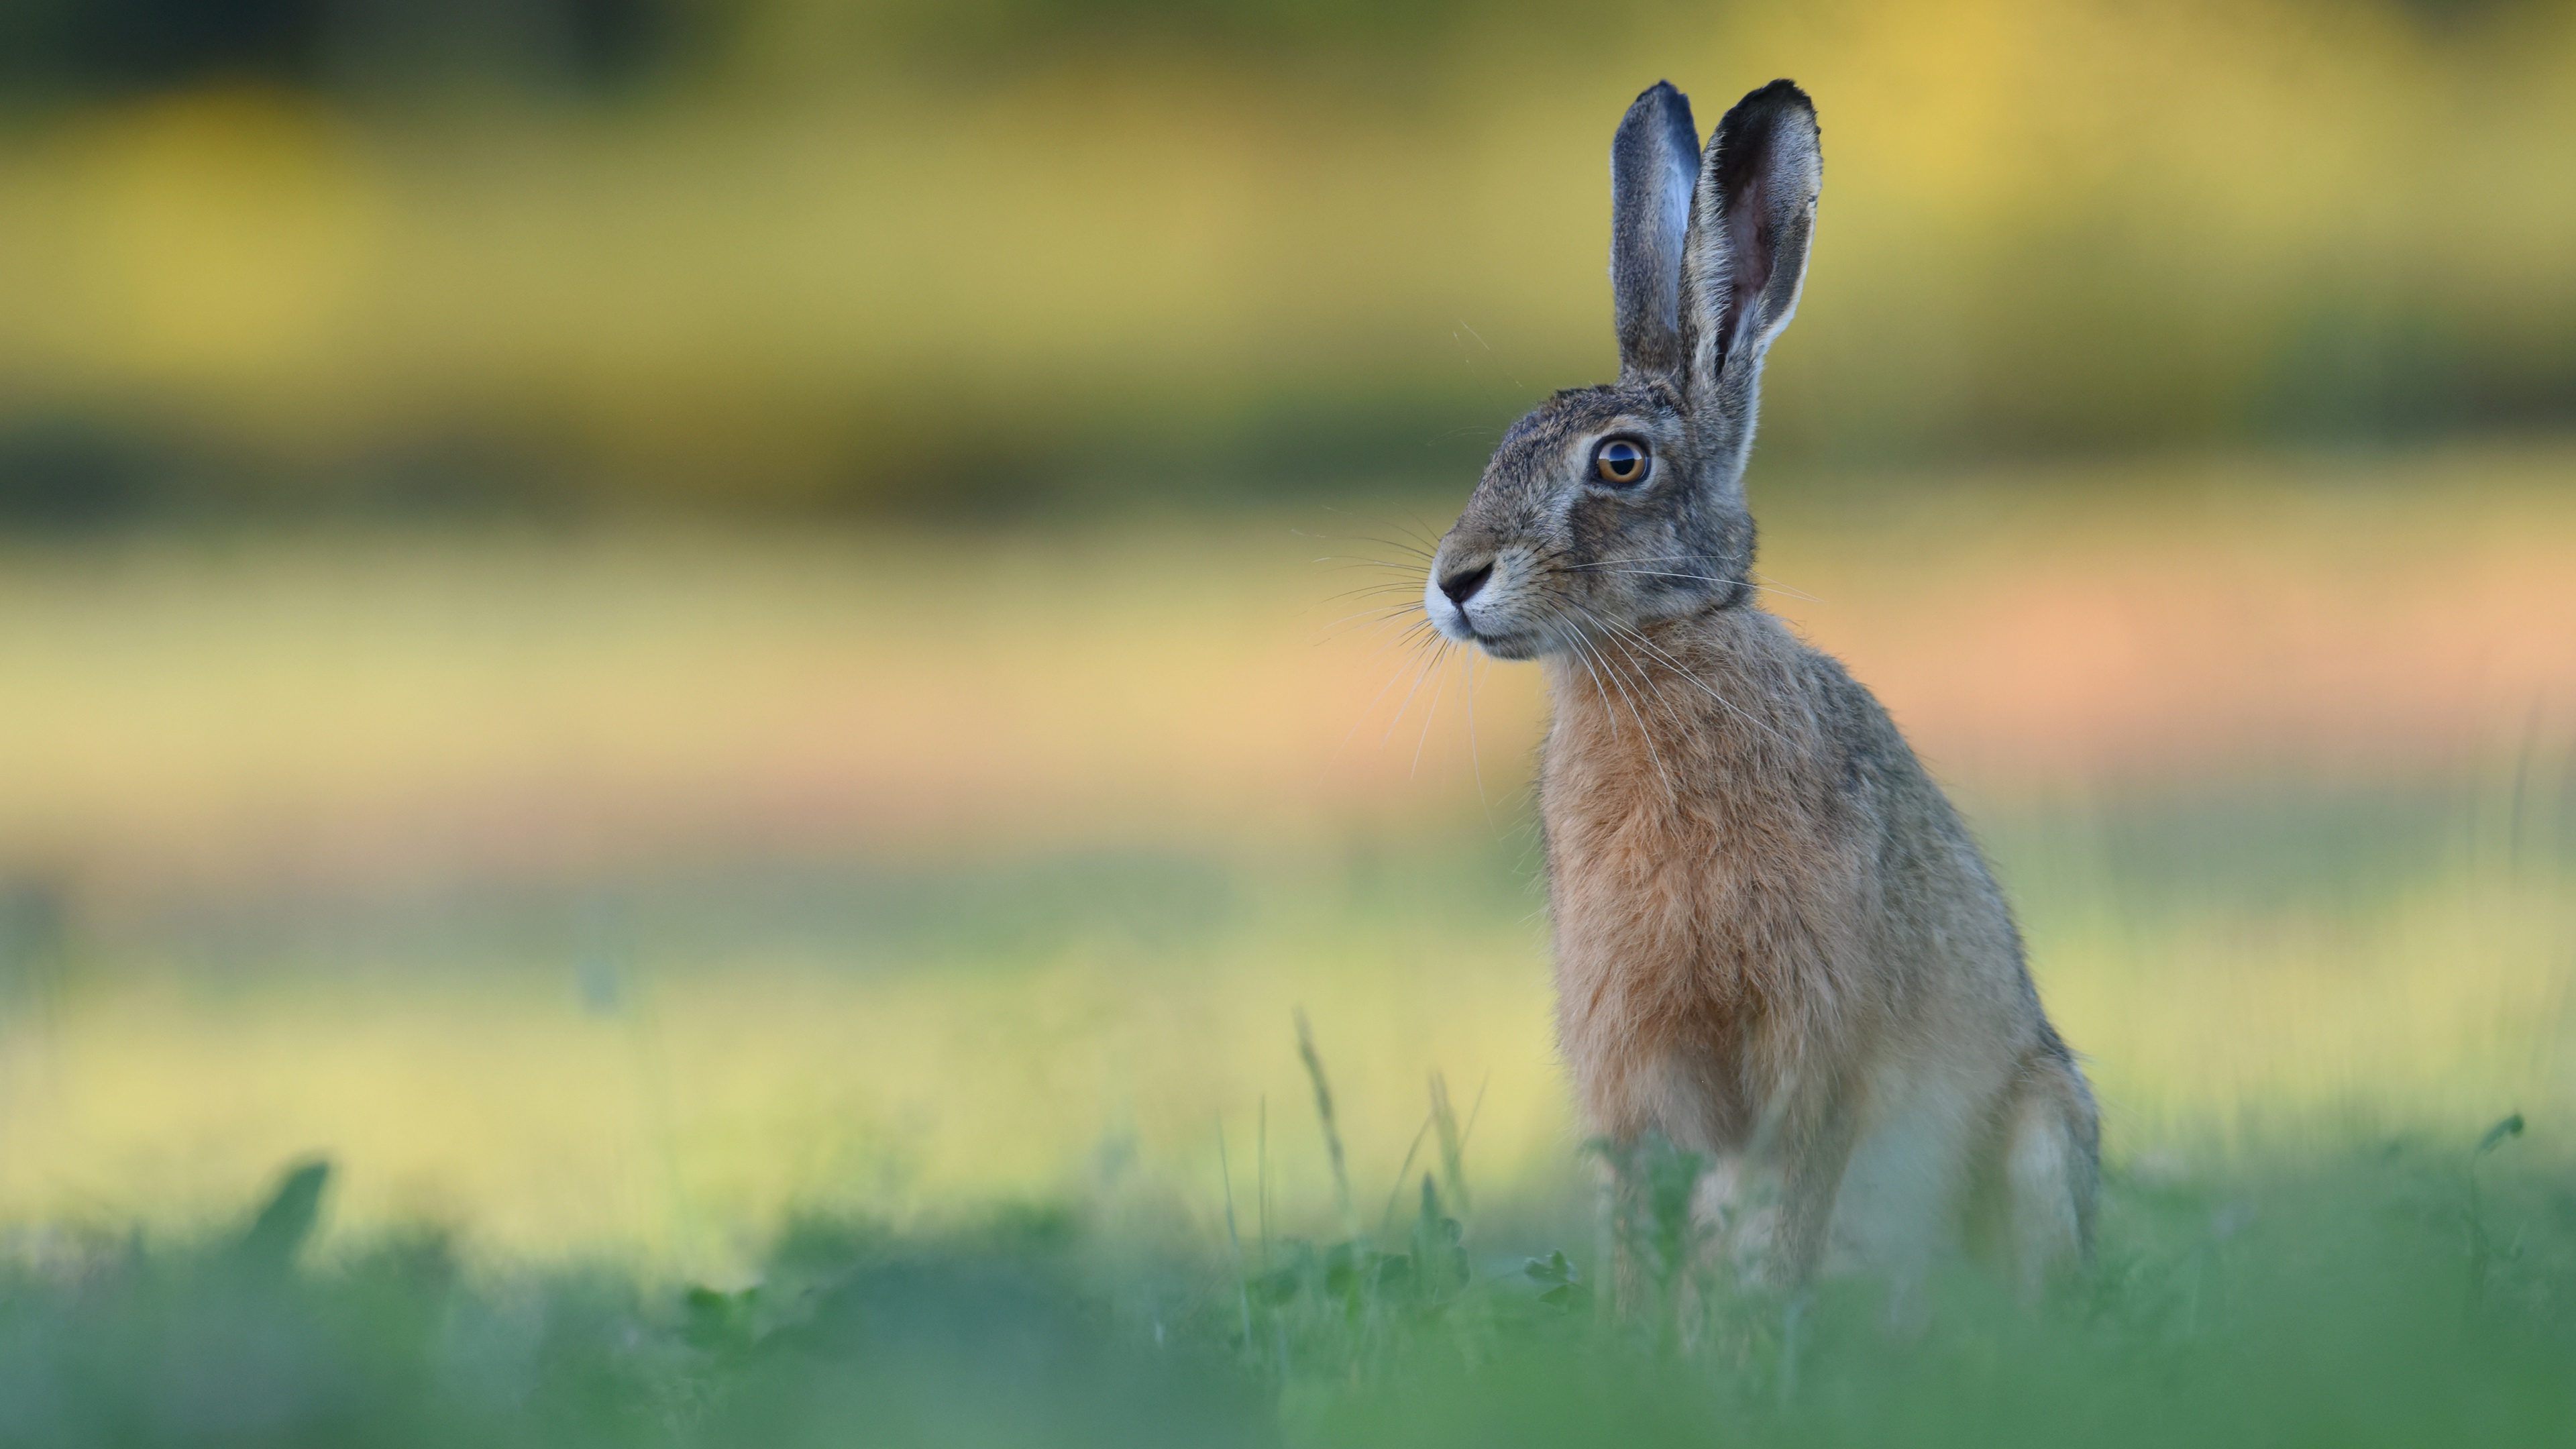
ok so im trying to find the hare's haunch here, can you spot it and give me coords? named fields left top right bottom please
left=1425, top=78, right=2097, bottom=1297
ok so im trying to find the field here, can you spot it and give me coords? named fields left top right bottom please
left=0, top=445, right=2571, bottom=1443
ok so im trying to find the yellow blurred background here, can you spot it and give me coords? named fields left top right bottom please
left=0, top=0, right=2567, bottom=1275
left=0, top=0, right=2570, bottom=507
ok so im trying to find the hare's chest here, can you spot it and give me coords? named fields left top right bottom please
left=1539, top=722, right=1851, bottom=1005
left=1539, top=779, right=1792, bottom=1141
left=1542, top=783, right=1807, bottom=979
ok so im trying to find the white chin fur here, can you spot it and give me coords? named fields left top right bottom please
left=1425, top=574, right=1477, bottom=643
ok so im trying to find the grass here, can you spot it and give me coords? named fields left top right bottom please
left=3, top=1087, right=2567, bottom=1445
left=0, top=451, right=2567, bottom=1439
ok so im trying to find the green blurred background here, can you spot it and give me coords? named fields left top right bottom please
left=0, top=0, right=2568, bottom=1283
left=0, top=0, right=2569, bottom=518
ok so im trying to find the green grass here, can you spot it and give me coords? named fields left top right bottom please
left=7, top=1097, right=2567, bottom=1446
left=5, top=770, right=2568, bottom=1445
left=0, top=771, right=2567, bottom=1443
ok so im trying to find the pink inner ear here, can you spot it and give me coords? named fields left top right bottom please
left=1725, top=164, right=1772, bottom=354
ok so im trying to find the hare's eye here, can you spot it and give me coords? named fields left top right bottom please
left=1592, top=438, right=1650, bottom=486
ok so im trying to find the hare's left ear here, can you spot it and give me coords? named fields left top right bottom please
left=1608, top=81, right=1700, bottom=380
left=1680, top=80, right=1821, bottom=396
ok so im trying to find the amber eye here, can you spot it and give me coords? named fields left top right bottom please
left=1592, top=437, right=1650, bottom=486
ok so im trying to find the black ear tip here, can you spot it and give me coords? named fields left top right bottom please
left=1715, top=78, right=1819, bottom=154
left=1738, top=78, right=1815, bottom=119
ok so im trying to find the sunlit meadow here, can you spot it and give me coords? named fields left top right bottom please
left=0, top=445, right=2565, bottom=1283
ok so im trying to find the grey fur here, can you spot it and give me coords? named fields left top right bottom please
left=1610, top=81, right=1701, bottom=380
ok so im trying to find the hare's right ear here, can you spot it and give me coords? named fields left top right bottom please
left=1679, top=80, right=1821, bottom=400
left=1609, top=80, right=1699, bottom=380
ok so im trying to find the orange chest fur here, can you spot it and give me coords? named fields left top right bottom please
left=1538, top=678, right=1858, bottom=1028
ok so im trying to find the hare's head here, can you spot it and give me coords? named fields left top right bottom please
left=1426, top=79, right=1819, bottom=661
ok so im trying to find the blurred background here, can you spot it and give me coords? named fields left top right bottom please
left=0, top=0, right=2567, bottom=1277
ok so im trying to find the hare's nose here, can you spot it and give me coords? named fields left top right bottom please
left=1439, top=561, right=1495, bottom=606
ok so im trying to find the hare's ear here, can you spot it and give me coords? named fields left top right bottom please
left=1609, top=80, right=1699, bottom=379
left=1680, top=80, right=1820, bottom=396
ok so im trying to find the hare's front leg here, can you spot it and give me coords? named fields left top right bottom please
left=1687, top=1087, right=1858, bottom=1293
left=1597, top=1132, right=1717, bottom=1330
left=1764, top=1091, right=1862, bottom=1291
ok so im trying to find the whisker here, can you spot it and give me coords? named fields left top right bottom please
left=1410, top=641, right=1455, bottom=779
left=1313, top=556, right=1433, bottom=572
left=1463, top=648, right=1495, bottom=827
left=1557, top=554, right=1724, bottom=566
left=1564, top=553, right=1749, bottom=566
left=1321, top=581, right=1427, bottom=604
left=1333, top=539, right=1435, bottom=564
left=1381, top=631, right=1450, bottom=747
left=1566, top=611, right=1677, bottom=806
left=1316, top=602, right=1421, bottom=635
left=1564, top=634, right=1623, bottom=747
left=1550, top=552, right=1824, bottom=604
left=1316, top=506, right=1442, bottom=559
left=1301, top=531, right=1436, bottom=564
left=1556, top=554, right=1803, bottom=595
left=1584, top=606, right=1794, bottom=754
left=1299, top=515, right=1434, bottom=544
left=1750, top=568, right=1819, bottom=602
left=1353, top=618, right=1439, bottom=668
left=1607, top=657, right=1678, bottom=806
left=1583, top=612, right=1694, bottom=744
left=1322, top=619, right=1443, bottom=776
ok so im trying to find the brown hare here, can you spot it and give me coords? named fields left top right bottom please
left=1422, top=78, right=2098, bottom=1302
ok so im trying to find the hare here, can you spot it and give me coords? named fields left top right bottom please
left=1422, top=78, right=2098, bottom=1301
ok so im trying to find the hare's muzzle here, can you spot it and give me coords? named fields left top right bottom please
left=1424, top=551, right=1487, bottom=643
left=1438, top=561, right=1493, bottom=608
left=1425, top=549, right=1546, bottom=660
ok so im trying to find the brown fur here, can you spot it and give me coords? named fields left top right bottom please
left=1424, top=79, right=2097, bottom=1298
left=1544, top=607, right=2094, bottom=1291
